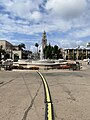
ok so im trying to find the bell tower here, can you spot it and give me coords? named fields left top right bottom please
left=42, top=30, right=47, bottom=50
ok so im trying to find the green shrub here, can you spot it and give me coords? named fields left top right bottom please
left=29, top=67, right=39, bottom=70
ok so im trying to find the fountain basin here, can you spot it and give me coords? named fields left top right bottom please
left=31, top=59, right=60, bottom=66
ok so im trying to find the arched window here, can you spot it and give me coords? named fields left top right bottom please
left=14, top=53, right=19, bottom=62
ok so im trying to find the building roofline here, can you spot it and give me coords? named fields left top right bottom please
left=0, top=40, right=13, bottom=46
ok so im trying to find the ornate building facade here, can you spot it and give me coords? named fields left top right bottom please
left=0, top=40, right=22, bottom=60
left=42, top=30, right=47, bottom=50
left=64, top=47, right=90, bottom=60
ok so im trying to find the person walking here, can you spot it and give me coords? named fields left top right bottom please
left=87, top=58, right=90, bottom=65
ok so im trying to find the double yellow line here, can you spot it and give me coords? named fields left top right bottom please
left=37, top=71, right=54, bottom=120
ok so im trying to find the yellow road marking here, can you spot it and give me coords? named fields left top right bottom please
left=37, top=71, right=53, bottom=120
left=38, top=71, right=51, bottom=102
left=48, top=103, right=52, bottom=120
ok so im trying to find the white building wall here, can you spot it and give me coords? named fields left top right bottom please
left=0, top=40, right=22, bottom=60
left=12, top=50, right=22, bottom=59
left=0, top=40, right=6, bottom=50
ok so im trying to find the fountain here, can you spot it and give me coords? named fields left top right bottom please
left=31, top=31, right=62, bottom=68
left=40, top=45, right=44, bottom=60
left=14, top=31, right=65, bottom=70
left=32, top=46, right=59, bottom=68
left=32, top=41, right=55, bottom=65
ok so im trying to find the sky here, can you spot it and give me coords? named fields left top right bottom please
left=0, top=0, right=90, bottom=51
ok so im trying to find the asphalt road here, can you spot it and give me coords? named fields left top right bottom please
left=0, top=62, right=90, bottom=120
left=0, top=71, right=45, bottom=120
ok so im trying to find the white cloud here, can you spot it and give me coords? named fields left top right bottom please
left=0, top=0, right=90, bottom=49
left=45, top=0, right=87, bottom=19
left=1, top=0, right=43, bottom=21
left=56, top=38, right=86, bottom=48
left=31, top=11, right=42, bottom=21
left=72, top=27, right=90, bottom=38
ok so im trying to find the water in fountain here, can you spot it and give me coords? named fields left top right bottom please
left=40, top=45, right=44, bottom=60
left=32, top=45, right=55, bottom=64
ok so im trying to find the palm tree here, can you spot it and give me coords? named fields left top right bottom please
left=18, top=43, right=25, bottom=50
left=35, top=43, right=39, bottom=53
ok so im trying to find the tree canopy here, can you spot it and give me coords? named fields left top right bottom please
left=35, top=43, right=39, bottom=53
left=18, top=43, right=25, bottom=50
left=43, top=44, right=63, bottom=59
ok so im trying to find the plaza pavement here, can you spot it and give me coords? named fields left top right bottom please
left=0, top=61, right=90, bottom=120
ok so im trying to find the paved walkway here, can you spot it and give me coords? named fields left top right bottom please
left=0, top=61, right=90, bottom=120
